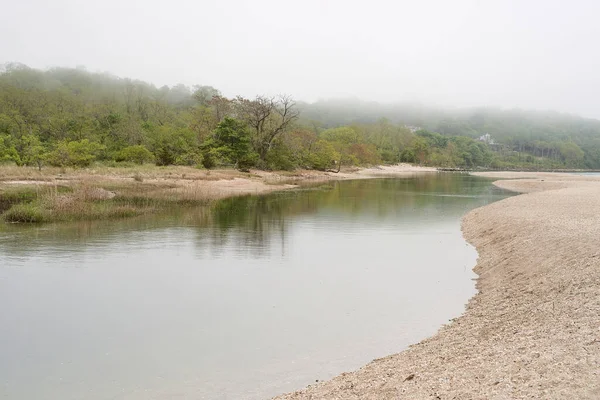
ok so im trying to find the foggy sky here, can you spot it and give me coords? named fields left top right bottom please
left=1, top=0, right=600, bottom=118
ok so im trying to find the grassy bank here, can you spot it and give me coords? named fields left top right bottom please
left=0, top=163, right=439, bottom=224
left=0, top=166, right=243, bottom=223
left=0, top=181, right=217, bottom=223
left=0, top=165, right=334, bottom=223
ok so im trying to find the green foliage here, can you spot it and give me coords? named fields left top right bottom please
left=2, top=64, right=599, bottom=171
left=20, top=134, right=47, bottom=169
left=149, top=126, right=199, bottom=166
left=320, top=127, right=359, bottom=144
left=3, top=203, right=47, bottom=223
left=0, top=135, right=20, bottom=164
left=116, top=145, right=154, bottom=164
left=202, top=117, right=257, bottom=170
left=200, top=151, right=216, bottom=169
left=306, top=140, right=339, bottom=170
left=266, top=139, right=296, bottom=171
left=46, top=140, right=104, bottom=167
left=558, top=142, right=584, bottom=167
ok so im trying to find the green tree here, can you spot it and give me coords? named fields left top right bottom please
left=20, top=134, right=47, bottom=170
left=201, top=117, right=257, bottom=170
left=46, top=139, right=104, bottom=167
left=149, top=126, right=199, bottom=166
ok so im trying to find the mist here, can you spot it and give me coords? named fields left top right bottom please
left=1, top=0, right=600, bottom=118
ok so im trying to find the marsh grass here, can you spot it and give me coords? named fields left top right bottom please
left=2, top=203, right=48, bottom=223
left=1, top=179, right=224, bottom=223
left=0, top=164, right=297, bottom=224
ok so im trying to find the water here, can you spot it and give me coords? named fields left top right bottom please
left=0, top=174, right=512, bottom=400
left=571, top=171, right=600, bottom=176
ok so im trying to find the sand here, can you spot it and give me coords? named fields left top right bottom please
left=0, top=164, right=437, bottom=200
left=274, top=171, right=600, bottom=400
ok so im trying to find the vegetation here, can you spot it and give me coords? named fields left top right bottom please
left=300, top=99, right=600, bottom=169
left=0, top=166, right=316, bottom=223
left=2, top=63, right=600, bottom=175
left=0, top=174, right=219, bottom=223
left=2, top=63, right=600, bottom=223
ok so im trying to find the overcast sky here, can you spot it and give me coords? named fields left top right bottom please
left=1, top=0, right=600, bottom=118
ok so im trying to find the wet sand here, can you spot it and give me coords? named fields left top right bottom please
left=274, top=172, right=600, bottom=400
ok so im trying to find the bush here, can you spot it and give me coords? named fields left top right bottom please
left=46, top=140, right=104, bottom=167
left=201, top=151, right=216, bottom=169
left=149, top=126, right=199, bottom=166
left=306, top=140, right=338, bottom=170
left=0, top=135, right=21, bottom=165
left=3, top=203, right=46, bottom=223
left=116, top=145, right=154, bottom=164
left=266, top=140, right=297, bottom=171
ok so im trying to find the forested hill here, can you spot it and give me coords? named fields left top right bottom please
left=300, top=99, right=600, bottom=168
left=1, top=63, right=600, bottom=170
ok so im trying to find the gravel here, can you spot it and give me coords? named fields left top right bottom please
left=273, top=173, right=600, bottom=400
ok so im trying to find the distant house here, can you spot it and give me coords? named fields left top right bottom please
left=478, top=133, right=495, bottom=145
left=405, top=125, right=422, bottom=133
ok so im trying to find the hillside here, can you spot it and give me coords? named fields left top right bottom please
left=1, top=63, right=599, bottom=170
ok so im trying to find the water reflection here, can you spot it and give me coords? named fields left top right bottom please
left=0, top=174, right=512, bottom=400
left=0, top=175, right=508, bottom=260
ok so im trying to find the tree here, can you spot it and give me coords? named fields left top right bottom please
left=201, top=117, right=256, bottom=170
left=234, top=95, right=299, bottom=162
left=20, top=134, right=47, bottom=170
left=149, top=126, right=199, bottom=166
left=559, top=142, right=585, bottom=167
left=46, top=139, right=104, bottom=167
left=0, top=135, right=20, bottom=164
left=192, top=85, right=220, bottom=106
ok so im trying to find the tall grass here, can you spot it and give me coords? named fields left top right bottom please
left=0, top=164, right=297, bottom=224
left=2, top=203, right=47, bottom=223
left=1, top=180, right=223, bottom=223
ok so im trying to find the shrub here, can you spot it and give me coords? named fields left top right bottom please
left=116, top=145, right=154, bottom=164
left=149, top=126, right=199, bottom=166
left=306, top=140, right=339, bottom=170
left=201, top=151, right=216, bottom=169
left=46, top=140, right=105, bottom=167
left=266, top=140, right=296, bottom=171
left=3, top=203, right=46, bottom=223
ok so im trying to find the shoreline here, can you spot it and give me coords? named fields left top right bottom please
left=274, top=172, right=600, bottom=399
left=0, top=164, right=436, bottom=223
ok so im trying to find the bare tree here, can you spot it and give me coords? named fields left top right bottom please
left=208, top=95, right=233, bottom=122
left=234, top=95, right=299, bottom=161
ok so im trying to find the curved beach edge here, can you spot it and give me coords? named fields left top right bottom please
left=274, top=171, right=600, bottom=400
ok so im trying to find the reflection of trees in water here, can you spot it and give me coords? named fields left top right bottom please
left=0, top=176, right=510, bottom=259
left=200, top=175, right=509, bottom=256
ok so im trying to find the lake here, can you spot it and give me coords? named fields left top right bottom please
left=0, top=174, right=512, bottom=400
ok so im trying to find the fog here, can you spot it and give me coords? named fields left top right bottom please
left=1, top=0, right=600, bottom=118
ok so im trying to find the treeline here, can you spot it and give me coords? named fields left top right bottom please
left=1, top=64, right=598, bottom=171
left=300, top=99, right=600, bottom=169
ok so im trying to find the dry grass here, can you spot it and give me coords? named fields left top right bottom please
left=0, top=163, right=438, bottom=223
left=0, top=164, right=249, bottom=183
left=0, top=170, right=248, bottom=223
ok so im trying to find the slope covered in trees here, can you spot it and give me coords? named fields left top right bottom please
left=1, top=64, right=599, bottom=171
left=300, top=99, right=600, bottom=169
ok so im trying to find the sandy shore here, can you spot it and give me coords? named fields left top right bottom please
left=274, top=171, right=600, bottom=399
left=0, top=163, right=437, bottom=199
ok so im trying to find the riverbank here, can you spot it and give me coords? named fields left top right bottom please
left=0, top=164, right=436, bottom=223
left=275, top=171, right=600, bottom=399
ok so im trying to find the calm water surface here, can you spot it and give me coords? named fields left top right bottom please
left=0, top=174, right=511, bottom=400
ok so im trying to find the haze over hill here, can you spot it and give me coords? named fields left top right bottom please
left=2, top=0, right=600, bottom=118
left=1, top=64, right=600, bottom=171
